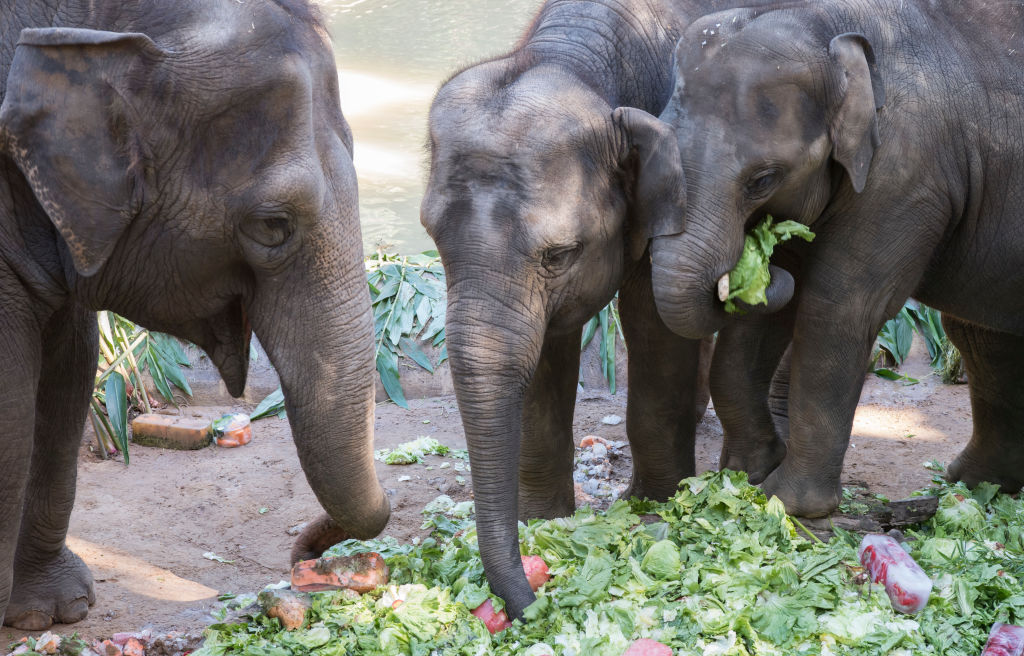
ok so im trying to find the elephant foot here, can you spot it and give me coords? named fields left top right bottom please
left=720, top=436, right=787, bottom=485
left=759, top=466, right=840, bottom=519
left=5, top=546, right=95, bottom=630
left=519, top=485, right=575, bottom=522
left=291, top=515, right=349, bottom=564
left=947, top=445, right=1024, bottom=493
left=620, top=478, right=681, bottom=504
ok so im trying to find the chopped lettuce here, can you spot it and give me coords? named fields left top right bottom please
left=725, top=215, right=814, bottom=313
left=373, top=436, right=449, bottom=464
left=197, top=473, right=1024, bottom=656
left=933, top=491, right=986, bottom=537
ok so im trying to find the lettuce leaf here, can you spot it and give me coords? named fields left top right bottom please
left=725, top=216, right=814, bottom=313
left=197, top=473, right=1024, bottom=656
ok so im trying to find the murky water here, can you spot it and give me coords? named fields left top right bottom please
left=318, top=0, right=540, bottom=254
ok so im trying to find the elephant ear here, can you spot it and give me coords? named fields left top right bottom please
left=613, top=107, right=687, bottom=261
left=828, top=32, right=885, bottom=193
left=0, top=28, right=165, bottom=276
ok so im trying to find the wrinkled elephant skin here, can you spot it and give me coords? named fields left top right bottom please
left=421, top=0, right=786, bottom=619
left=648, top=2, right=1024, bottom=516
left=0, top=0, right=388, bottom=629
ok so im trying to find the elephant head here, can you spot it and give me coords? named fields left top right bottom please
left=647, top=7, right=885, bottom=339
left=420, top=64, right=687, bottom=618
left=0, top=3, right=389, bottom=542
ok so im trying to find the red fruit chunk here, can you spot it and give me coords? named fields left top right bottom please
left=982, top=622, right=1024, bottom=656
left=522, top=555, right=550, bottom=591
left=472, top=599, right=512, bottom=634
left=622, top=638, right=673, bottom=656
left=290, top=552, right=389, bottom=593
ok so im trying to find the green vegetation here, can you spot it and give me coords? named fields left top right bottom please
left=723, top=216, right=814, bottom=314
left=90, top=312, right=193, bottom=463
left=367, top=251, right=448, bottom=409
left=873, top=301, right=964, bottom=385
left=197, top=470, right=1024, bottom=656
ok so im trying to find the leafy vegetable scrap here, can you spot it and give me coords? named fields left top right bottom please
left=374, top=436, right=450, bottom=465
left=724, top=216, right=814, bottom=313
left=196, top=471, right=1024, bottom=656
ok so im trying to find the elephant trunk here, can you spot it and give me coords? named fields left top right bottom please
left=445, top=275, right=547, bottom=620
left=650, top=207, right=794, bottom=339
left=250, top=254, right=390, bottom=545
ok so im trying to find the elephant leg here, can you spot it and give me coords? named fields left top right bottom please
left=0, top=305, right=43, bottom=628
left=6, top=304, right=96, bottom=630
left=618, top=263, right=703, bottom=502
left=943, top=317, right=1024, bottom=491
left=518, top=327, right=581, bottom=521
left=713, top=308, right=795, bottom=484
left=768, top=344, right=793, bottom=442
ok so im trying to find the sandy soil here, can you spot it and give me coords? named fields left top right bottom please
left=5, top=338, right=972, bottom=644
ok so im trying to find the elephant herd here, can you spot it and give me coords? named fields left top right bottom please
left=0, top=0, right=1021, bottom=630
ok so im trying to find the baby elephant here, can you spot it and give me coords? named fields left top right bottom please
left=637, top=1, right=1024, bottom=516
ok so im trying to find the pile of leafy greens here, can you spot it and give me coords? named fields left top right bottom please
left=195, top=471, right=1024, bottom=656
left=724, top=216, right=814, bottom=313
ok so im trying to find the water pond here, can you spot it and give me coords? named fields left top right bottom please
left=319, top=0, right=540, bottom=253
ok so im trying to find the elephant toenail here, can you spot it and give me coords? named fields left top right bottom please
left=61, top=597, right=91, bottom=623
left=9, top=609, right=52, bottom=631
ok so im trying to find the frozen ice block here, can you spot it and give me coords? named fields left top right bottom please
left=981, top=622, right=1024, bottom=656
left=858, top=534, right=932, bottom=614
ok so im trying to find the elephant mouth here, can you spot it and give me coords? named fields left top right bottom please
left=193, top=298, right=252, bottom=397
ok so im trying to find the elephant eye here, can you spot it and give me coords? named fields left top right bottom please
left=745, top=168, right=783, bottom=197
left=541, top=242, right=583, bottom=274
left=242, top=215, right=295, bottom=248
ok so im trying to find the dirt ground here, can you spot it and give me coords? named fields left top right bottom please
left=6, top=337, right=972, bottom=644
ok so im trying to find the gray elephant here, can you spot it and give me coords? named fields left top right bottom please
left=643, top=1, right=1024, bottom=517
left=420, top=0, right=791, bottom=620
left=0, top=0, right=389, bottom=629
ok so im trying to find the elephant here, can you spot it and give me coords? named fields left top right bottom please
left=420, top=0, right=791, bottom=620
left=642, top=1, right=1024, bottom=517
left=0, top=0, right=389, bottom=629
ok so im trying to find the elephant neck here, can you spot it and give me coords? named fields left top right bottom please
left=519, top=0, right=680, bottom=113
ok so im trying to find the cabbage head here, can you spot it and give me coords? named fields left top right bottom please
left=641, top=539, right=681, bottom=580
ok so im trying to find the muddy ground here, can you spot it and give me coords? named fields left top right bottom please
left=5, top=339, right=971, bottom=644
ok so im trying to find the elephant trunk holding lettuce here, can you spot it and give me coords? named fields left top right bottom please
left=0, top=0, right=388, bottom=629
left=643, top=1, right=1024, bottom=516
left=421, top=0, right=792, bottom=620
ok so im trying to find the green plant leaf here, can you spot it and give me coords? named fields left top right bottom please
left=376, top=348, right=408, bottom=409
left=580, top=316, right=598, bottom=350
left=149, top=339, right=193, bottom=397
left=145, top=348, right=176, bottom=404
left=399, top=337, right=434, bottom=373
left=104, top=372, right=130, bottom=464
left=251, top=388, right=285, bottom=421
left=151, top=332, right=191, bottom=366
left=872, top=368, right=919, bottom=385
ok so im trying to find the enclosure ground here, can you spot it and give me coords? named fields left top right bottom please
left=5, top=339, right=970, bottom=644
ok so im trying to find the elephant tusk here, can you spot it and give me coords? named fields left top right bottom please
left=717, top=273, right=730, bottom=302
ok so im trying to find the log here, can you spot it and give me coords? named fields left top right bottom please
left=798, top=496, right=939, bottom=541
